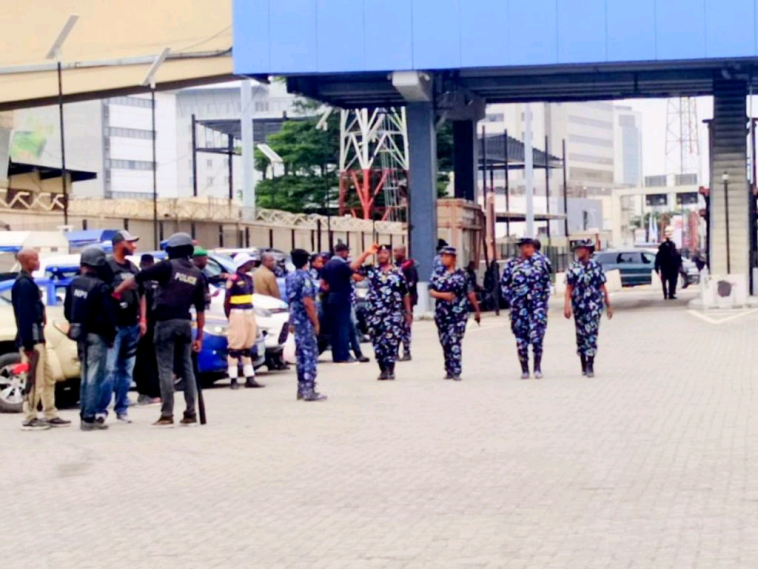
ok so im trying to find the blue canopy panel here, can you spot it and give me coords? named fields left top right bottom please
left=0, top=246, right=21, bottom=253
left=234, top=0, right=758, bottom=75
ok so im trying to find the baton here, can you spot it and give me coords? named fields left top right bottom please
left=192, top=350, right=206, bottom=425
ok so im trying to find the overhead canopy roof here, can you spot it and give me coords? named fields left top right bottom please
left=8, top=161, right=97, bottom=182
left=287, top=62, right=758, bottom=108
left=197, top=117, right=304, bottom=145
left=0, top=0, right=234, bottom=110
left=479, top=133, right=562, bottom=170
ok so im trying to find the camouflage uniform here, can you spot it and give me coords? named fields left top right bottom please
left=286, top=268, right=319, bottom=396
left=566, top=259, right=606, bottom=357
left=361, top=265, right=408, bottom=375
left=501, top=255, right=551, bottom=361
left=430, top=268, right=471, bottom=377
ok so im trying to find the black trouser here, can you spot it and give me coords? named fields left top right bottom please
left=661, top=271, right=678, bottom=299
left=134, top=324, right=160, bottom=398
left=326, top=300, right=352, bottom=362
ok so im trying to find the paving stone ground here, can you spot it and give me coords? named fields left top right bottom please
left=2, top=287, right=758, bottom=569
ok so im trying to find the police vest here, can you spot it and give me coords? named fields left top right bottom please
left=67, top=274, right=102, bottom=340
left=154, top=258, right=201, bottom=314
left=227, top=272, right=254, bottom=308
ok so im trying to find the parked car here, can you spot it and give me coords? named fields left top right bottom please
left=593, top=248, right=699, bottom=288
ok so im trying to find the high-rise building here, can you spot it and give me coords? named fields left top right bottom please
left=614, top=106, right=643, bottom=187
left=481, top=101, right=618, bottom=197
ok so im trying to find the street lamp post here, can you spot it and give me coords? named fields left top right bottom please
left=140, top=48, right=170, bottom=249
left=45, top=14, right=79, bottom=225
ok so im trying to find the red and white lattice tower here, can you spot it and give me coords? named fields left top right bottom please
left=338, top=108, right=409, bottom=220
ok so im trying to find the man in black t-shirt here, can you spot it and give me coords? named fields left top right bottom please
left=97, top=230, right=145, bottom=424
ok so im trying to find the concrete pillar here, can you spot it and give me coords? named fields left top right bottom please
left=710, top=80, right=748, bottom=276
left=452, top=120, right=477, bottom=201
left=407, top=102, right=438, bottom=309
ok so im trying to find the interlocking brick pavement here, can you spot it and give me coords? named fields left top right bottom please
left=2, top=289, right=758, bottom=569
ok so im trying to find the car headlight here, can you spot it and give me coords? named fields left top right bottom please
left=254, top=306, right=272, bottom=318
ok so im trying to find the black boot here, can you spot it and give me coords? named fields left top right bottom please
left=519, top=355, right=529, bottom=379
left=580, top=355, right=587, bottom=376
left=586, top=356, right=595, bottom=378
left=533, top=354, right=543, bottom=379
left=378, top=364, right=388, bottom=380
left=387, top=363, right=396, bottom=380
left=230, top=378, right=240, bottom=390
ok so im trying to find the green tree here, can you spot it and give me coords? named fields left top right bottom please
left=254, top=109, right=340, bottom=213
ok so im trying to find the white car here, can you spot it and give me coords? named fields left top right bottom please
left=209, top=288, right=291, bottom=370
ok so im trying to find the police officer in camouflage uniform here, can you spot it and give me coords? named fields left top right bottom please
left=563, top=239, right=613, bottom=377
left=429, top=246, right=481, bottom=381
left=286, top=249, right=326, bottom=401
left=115, top=233, right=206, bottom=426
left=352, top=244, right=411, bottom=381
left=501, top=238, right=552, bottom=380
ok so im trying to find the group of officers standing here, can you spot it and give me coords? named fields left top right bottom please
left=12, top=228, right=616, bottom=430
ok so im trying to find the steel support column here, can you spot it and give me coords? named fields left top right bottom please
left=407, top=102, right=438, bottom=310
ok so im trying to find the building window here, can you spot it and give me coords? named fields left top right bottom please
left=568, top=134, right=613, bottom=148
left=569, top=153, right=614, bottom=166
left=106, top=127, right=154, bottom=140
left=109, top=159, right=154, bottom=171
left=206, top=176, right=214, bottom=187
left=568, top=115, right=613, bottom=129
left=206, top=159, right=213, bottom=167
left=254, top=102, right=269, bottom=112
left=108, top=96, right=153, bottom=109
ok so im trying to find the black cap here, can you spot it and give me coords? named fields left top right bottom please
left=517, top=237, right=536, bottom=247
left=112, top=230, right=139, bottom=245
left=335, top=243, right=349, bottom=253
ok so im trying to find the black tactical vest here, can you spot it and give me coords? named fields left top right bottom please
left=154, top=258, right=201, bottom=316
left=67, top=274, right=101, bottom=340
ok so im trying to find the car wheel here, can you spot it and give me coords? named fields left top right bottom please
left=0, top=352, right=25, bottom=414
